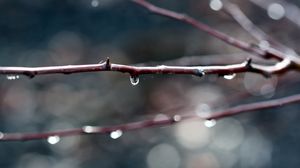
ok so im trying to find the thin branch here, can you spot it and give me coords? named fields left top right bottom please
left=223, top=2, right=267, bottom=42
left=0, top=1, right=298, bottom=78
left=131, top=0, right=257, bottom=56
left=222, top=2, right=293, bottom=53
left=1, top=93, right=300, bottom=141
left=132, top=0, right=300, bottom=68
left=0, top=58, right=293, bottom=78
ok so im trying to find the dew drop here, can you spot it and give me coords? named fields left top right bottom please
left=130, top=75, right=139, bottom=86
left=209, top=0, right=223, bottom=11
left=204, top=119, right=216, bottom=128
left=6, top=75, right=20, bottom=80
left=82, top=125, right=98, bottom=134
left=91, top=0, right=99, bottom=7
left=173, top=115, right=182, bottom=122
left=154, top=114, right=169, bottom=122
left=47, top=135, right=60, bottom=145
left=110, top=130, right=123, bottom=139
left=196, top=69, right=206, bottom=77
left=223, top=73, right=236, bottom=80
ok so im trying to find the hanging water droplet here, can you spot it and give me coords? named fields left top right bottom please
left=6, top=75, right=20, bottom=80
left=47, top=135, right=60, bottom=145
left=204, top=119, right=216, bottom=128
left=223, top=73, right=236, bottom=80
left=91, top=0, right=99, bottom=7
left=110, top=130, right=123, bottom=139
left=130, top=75, right=139, bottom=86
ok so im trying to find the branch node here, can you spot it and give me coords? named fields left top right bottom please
left=244, top=58, right=252, bottom=68
left=195, top=68, right=205, bottom=77
left=105, top=57, right=111, bottom=70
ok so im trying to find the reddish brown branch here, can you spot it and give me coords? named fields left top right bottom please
left=1, top=1, right=298, bottom=78
left=0, top=58, right=293, bottom=78
left=0, top=0, right=299, bottom=143
left=1, top=93, right=300, bottom=141
left=132, top=0, right=261, bottom=56
left=132, top=0, right=300, bottom=68
left=249, top=0, right=300, bottom=29
left=222, top=2, right=292, bottom=52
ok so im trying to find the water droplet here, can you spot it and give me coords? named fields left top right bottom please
left=130, top=75, right=139, bottom=86
left=196, top=69, right=205, bottom=77
left=204, top=119, right=216, bottom=128
left=110, top=130, right=123, bottom=139
left=47, top=135, right=60, bottom=145
left=267, top=3, right=285, bottom=20
left=209, top=0, right=223, bottom=11
left=173, top=115, right=182, bottom=122
left=223, top=73, right=236, bottom=80
left=6, top=75, right=20, bottom=80
left=91, top=0, right=99, bottom=7
left=154, top=114, right=169, bottom=122
left=82, top=126, right=98, bottom=134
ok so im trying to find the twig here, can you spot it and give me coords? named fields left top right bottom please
left=1, top=93, right=300, bottom=141
left=249, top=0, right=300, bottom=29
left=132, top=0, right=300, bottom=68
left=0, top=58, right=292, bottom=78
left=130, top=0, right=255, bottom=57
left=222, top=2, right=292, bottom=53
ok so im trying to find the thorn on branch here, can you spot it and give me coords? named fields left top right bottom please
left=105, top=57, right=111, bottom=70
left=244, top=58, right=252, bottom=69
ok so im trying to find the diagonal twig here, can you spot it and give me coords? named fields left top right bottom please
left=1, top=93, right=300, bottom=141
left=132, top=0, right=300, bottom=68
left=222, top=1, right=293, bottom=53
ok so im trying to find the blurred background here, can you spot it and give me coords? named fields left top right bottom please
left=0, top=0, right=300, bottom=167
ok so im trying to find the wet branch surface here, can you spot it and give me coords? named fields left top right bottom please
left=1, top=93, right=300, bottom=141
left=0, top=0, right=299, bottom=142
left=0, top=58, right=294, bottom=78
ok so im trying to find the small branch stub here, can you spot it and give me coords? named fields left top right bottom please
left=105, top=57, right=111, bottom=70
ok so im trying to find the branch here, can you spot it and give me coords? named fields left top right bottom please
left=132, top=0, right=300, bottom=68
left=132, top=0, right=282, bottom=60
left=0, top=58, right=293, bottom=78
left=1, top=1, right=298, bottom=78
left=222, top=2, right=293, bottom=53
left=1, top=93, right=300, bottom=141
left=249, top=0, right=300, bottom=29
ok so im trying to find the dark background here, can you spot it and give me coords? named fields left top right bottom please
left=0, top=0, right=300, bottom=167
